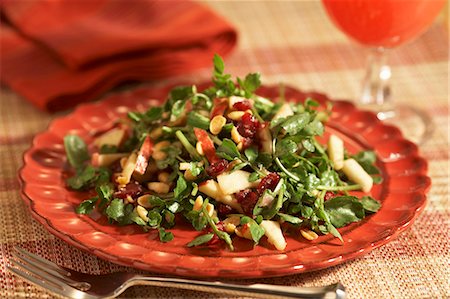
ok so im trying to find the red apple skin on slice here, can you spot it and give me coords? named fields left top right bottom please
left=210, top=98, right=228, bottom=119
left=134, top=136, right=153, bottom=175
left=194, top=128, right=219, bottom=163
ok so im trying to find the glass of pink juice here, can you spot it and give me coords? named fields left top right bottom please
left=322, top=0, right=446, bottom=143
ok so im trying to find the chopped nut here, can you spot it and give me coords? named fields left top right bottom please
left=154, top=140, right=170, bottom=150
left=179, top=162, right=190, bottom=171
left=210, top=115, right=227, bottom=135
left=152, top=150, right=167, bottom=161
left=184, top=169, right=197, bottom=181
left=137, top=194, right=152, bottom=208
left=227, top=111, right=246, bottom=121
left=224, top=223, right=236, bottom=234
left=196, top=142, right=205, bottom=156
left=300, top=229, right=318, bottom=241
left=193, top=195, right=203, bottom=211
left=149, top=127, right=163, bottom=139
left=223, top=215, right=241, bottom=226
left=231, top=126, right=243, bottom=144
left=205, top=203, right=215, bottom=217
left=158, top=172, right=170, bottom=183
left=125, top=195, right=135, bottom=204
left=147, top=182, right=170, bottom=194
left=136, top=206, right=149, bottom=222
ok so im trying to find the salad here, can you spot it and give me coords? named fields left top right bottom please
left=64, top=55, right=381, bottom=251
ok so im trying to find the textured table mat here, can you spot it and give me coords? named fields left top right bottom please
left=0, top=2, right=448, bottom=298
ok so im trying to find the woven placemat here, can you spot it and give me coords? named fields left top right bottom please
left=1, top=2, right=448, bottom=298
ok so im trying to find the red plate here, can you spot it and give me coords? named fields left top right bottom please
left=19, top=85, right=430, bottom=278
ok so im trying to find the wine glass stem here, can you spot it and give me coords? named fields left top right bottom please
left=360, top=47, right=392, bottom=111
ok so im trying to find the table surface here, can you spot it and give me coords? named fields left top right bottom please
left=0, top=1, right=448, bottom=299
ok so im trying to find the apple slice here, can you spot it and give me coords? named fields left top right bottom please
left=257, top=122, right=272, bottom=154
left=327, top=134, right=344, bottom=170
left=134, top=136, right=153, bottom=175
left=272, top=103, right=293, bottom=121
left=198, top=179, right=242, bottom=212
left=116, top=152, right=137, bottom=186
left=194, top=128, right=219, bottom=163
left=217, top=170, right=258, bottom=195
left=260, top=220, right=287, bottom=251
left=94, top=128, right=127, bottom=148
left=342, top=158, right=373, bottom=193
left=91, top=152, right=128, bottom=167
left=210, top=98, right=229, bottom=119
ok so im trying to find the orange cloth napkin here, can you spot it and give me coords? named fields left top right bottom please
left=0, top=0, right=237, bottom=112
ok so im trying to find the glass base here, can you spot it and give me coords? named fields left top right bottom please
left=363, top=104, right=434, bottom=144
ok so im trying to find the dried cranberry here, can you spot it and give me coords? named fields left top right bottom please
left=237, top=113, right=260, bottom=138
left=233, top=100, right=252, bottom=111
left=324, top=191, right=335, bottom=201
left=257, top=173, right=280, bottom=195
left=241, top=137, right=254, bottom=150
left=114, top=181, right=143, bottom=199
left=235, top=189, right=259, bottom=215
left=218, top=203, right=234, bottom=217
left=206, top=159, right=229, bottom=177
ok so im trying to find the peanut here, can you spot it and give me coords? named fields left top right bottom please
left=147, top=182, right=170, bottom=194
left=300, top=229, right=318, bottom=241
left=210, top=115, right=226, bottom=135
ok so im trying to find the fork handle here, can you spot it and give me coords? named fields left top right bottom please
left=128, top=276, right=346, bottom=299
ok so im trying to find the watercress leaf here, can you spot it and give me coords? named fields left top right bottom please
left=147, top=209, right=163, bottom=227
left=249, top=222, right=265, bottom=243
left=213, top=54, right=225, bottom=74
left=244, top=147, right=258, bottom=163
left=96, top=183, right=114, bottom=208
left=275, top=139, right=298, bottom=156
left=187, top=111, right=210, bottom=130
left=303, top=119, right=324, bottom=136
left=241, top=73, right=261, bottom=96
left=281, top=113, right=310, bottom=135
left=304, top=98, right=320, bottom=108
left=106, top=198, right=125, bottom=222
left=187, top=233, right=214, bottom=247
left=171, top=100, right=186, bottom=119
left=148, top=195, right=165, bottom=208
left=185, top=210, right=207, bottom=231
left=320, top=170, right=339, bottom=187
left=166, top=201, right=182, bottom=214
left=156, top=146, right=182, bottom=169
left=305, top=174, right=320, bottom=190
left=75, top=197, right=98, bottom=214
left=352, top=151, right=380, bottom=175
left=66, top=166, right=97, bottom=190
left=189, top=162, right=204, bottom=177
left=174, top=175, right=187, bottom=199
left=326, top=222, right=343, bottom=242
left=301, top=205, right=314, bottom=218
left=64, top=135, right=89, bottom=169
left=324, top=196, right=365, bottom=228
left=248, top=172, right=260, bottom=182
left=99, top=144, right=118, bottom=154
left=164, top=210, right=176, bottom=227
left=360, top=196, right=381, bottom=213
left=277, top=213, right=303, bottom=225
left=301, top=139, right=315, bottom=152
left=127, top=111, right=141, bottom=122
left=216, top=139, right=241, bottom=160
left=144, top=107, right=163, bottom=122
left=372, top=176, right=383, bottom=184
left=118, top=204, right=139, bottom=225
left=158, top=227, right=174, bottom=243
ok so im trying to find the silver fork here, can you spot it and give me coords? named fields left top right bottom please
left=7, top=246, right=346, bottom=299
